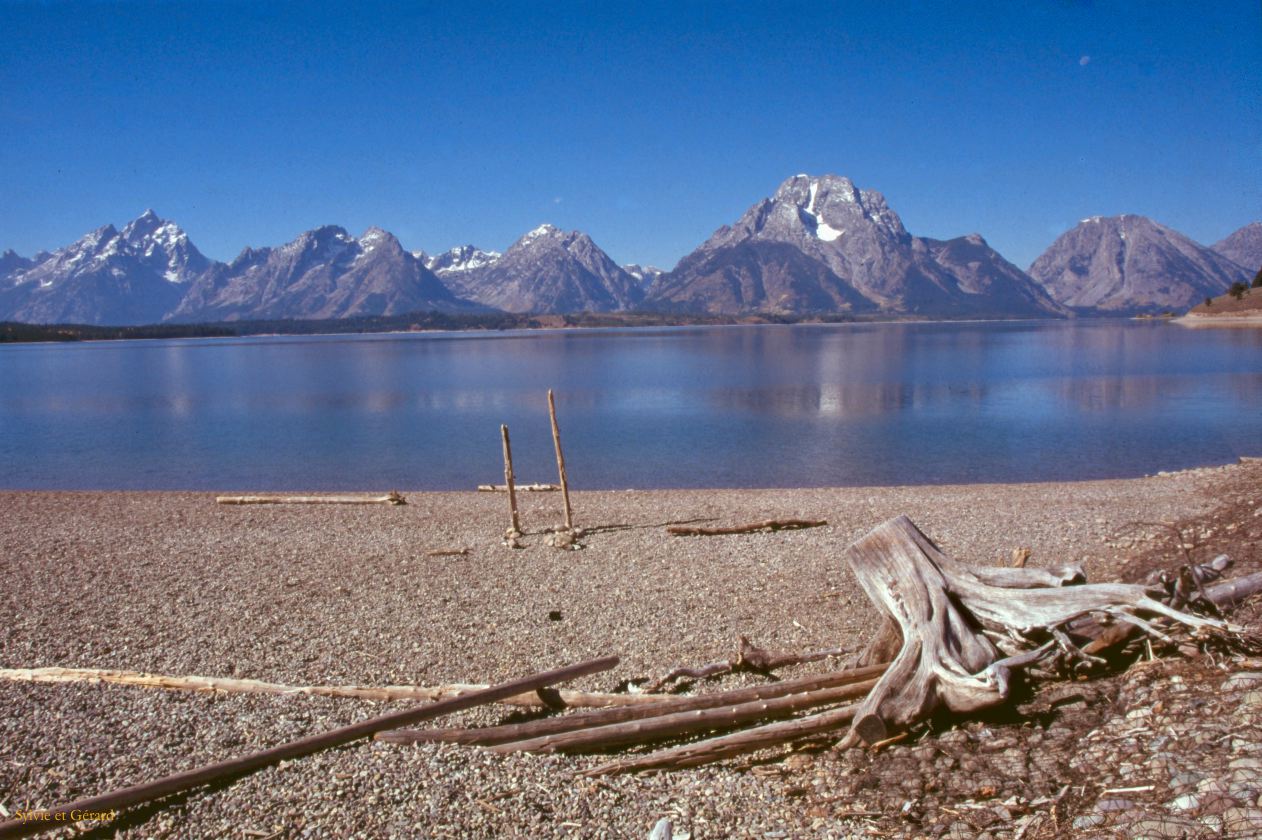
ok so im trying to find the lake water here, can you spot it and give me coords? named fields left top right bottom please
left=1, top=321, right=1259, bottom=490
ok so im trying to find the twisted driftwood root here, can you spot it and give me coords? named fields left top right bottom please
left=841, top=515, right=1236, bottom=745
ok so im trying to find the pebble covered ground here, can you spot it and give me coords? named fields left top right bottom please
left=1, top=460, right=1259, bottom=838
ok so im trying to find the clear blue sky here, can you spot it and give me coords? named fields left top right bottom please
left=2, top=1, right=1259, bottom=270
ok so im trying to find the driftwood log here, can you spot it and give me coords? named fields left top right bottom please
left=666, top=519, right=827, bottom=537
left=585, top=703, right=861, bottom=776
left=0, top=657, right=618, bottom=839
left=490, top=678, right=878, bottom=754
left=0, top=666, right=663, bottom=709
left=378, top=664, right=887, bottom=747
left=215, top=491, right=406, bottom=506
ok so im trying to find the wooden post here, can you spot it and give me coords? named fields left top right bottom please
left=0, top=656, right=618, bottom=839
left=500, top=424, right=520, bottom=534
left=547, top=389, right=573, bottom=531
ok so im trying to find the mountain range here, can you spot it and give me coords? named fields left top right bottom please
left=2, top=177, right=1256, bottom=325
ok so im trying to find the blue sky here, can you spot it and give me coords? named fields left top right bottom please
left=2, top=1, right=1259, bottom=270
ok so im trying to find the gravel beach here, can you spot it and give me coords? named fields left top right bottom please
left=2, top=461, right=1260, bottom=838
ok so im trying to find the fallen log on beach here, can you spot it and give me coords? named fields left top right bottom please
left=215, top=491, right=406, bottom=506
left=0, top=657, right=618, bottom=840
left=377, top=663, right=887, bottom=746
left=666, top=518, right=826, bottom=536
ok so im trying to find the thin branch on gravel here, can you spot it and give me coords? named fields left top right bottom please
left=215, top=491, right=406, bottom=505
left=477, top=483, right=560, bottom=492
left=665, top=519, right=826, bottom=537
left=645, top=635, right=846, bottom=692
left=0, top=666, right=662, bottom=709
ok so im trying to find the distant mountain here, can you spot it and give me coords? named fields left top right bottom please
left=0, top=210, right=211, bottom=325
left=920, top=234, right=1066, bottom=316
left=449, top=224, right=644, bottom=313
left=1211, top=222, right=1262, bottom=274
left=0, top=249, right=36, bottom=280
left=649, top=174, right=1063, bottom=317
left=424, top=244, right=503, bottom=300
left=427, top=244, right=502, bottom=275
left=623, top=264, right=665, bottom=291
left=169, top=226, right=477, bottom=322
left=1028, top=215, right=1245, bottom=314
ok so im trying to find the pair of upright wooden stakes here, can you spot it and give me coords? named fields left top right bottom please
left=500, top=389, right=573, bottom=540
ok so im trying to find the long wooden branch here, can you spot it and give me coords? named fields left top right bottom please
left=666, top=519, right=826, bottom=537
left=584, top=703, right=860, bottom=776
left=490, top=678, right=878, bottom=755
left=215, top=492, right=406, bottom=506
left=0, top=657, right=618, bottom=839
left=0, top=667, right=661, bottom=709
left=378, top=665, right=888, bottom=747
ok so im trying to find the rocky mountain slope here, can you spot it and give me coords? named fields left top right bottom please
left=423, top=245, right=503, bottom=300
left=648, top=174, right=1064, bottom=318
left=623, top=264, right=665, bottom=291
left=169, top=226, right=475, bottom=322
left=0, top=210, right=211, bottom=325
left=1028, top=215, right=1246, bottom=314
left=448, top=224, right=644, bottom=313
left=1212, top=222, right=1262, bottom=274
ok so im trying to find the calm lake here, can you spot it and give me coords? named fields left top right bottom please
left=1, top=321, right=1260, bottom=490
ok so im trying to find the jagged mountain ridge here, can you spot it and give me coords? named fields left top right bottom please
left=168, top=226, right=477, bottom=322
left=1211, top=222, right=1262, bottom=274
left=623, top=264, right=665, bottom=291
left=0, top=210, right=211, bottom=325
left=1028, top=215, right=1247, bottom=313
left=446, top=224, right=644, bottom=314
left=649, top=174, right=1065, bottom=317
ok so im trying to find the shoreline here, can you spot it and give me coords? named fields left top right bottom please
left=2, top=312, right=1141, bottom=347
left=3, top=460, right=1259, bottom=837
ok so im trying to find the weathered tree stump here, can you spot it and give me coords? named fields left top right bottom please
left=842, top=515, right=1233, bottom=745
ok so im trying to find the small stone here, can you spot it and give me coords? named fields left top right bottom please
left=1224, top=672, right=1262, bottom=691
left=1097, top=797, right=1138, bottom=813
left=1128, top=816, right=1203, bottom=838
left=1222, top=806, right=1262, bottom=833
left=1168, top=792, right=1200, bottom=812
left=1072, top=814, right=1105, bottom=829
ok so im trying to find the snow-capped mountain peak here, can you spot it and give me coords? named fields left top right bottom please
left=426, top=245, right=501, bottom=275
left=518, top=223, right=561, bottom=247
